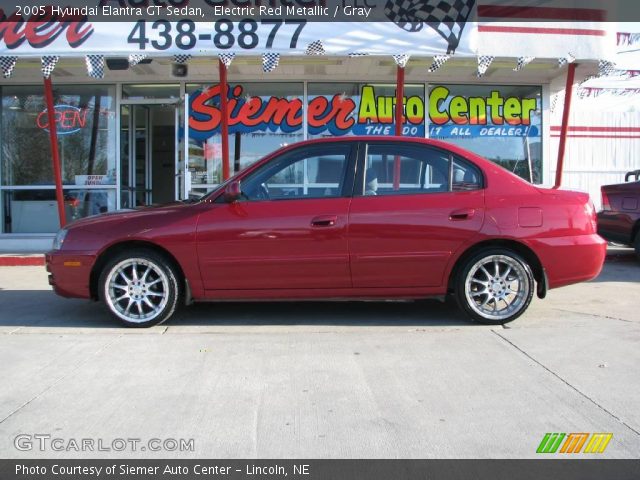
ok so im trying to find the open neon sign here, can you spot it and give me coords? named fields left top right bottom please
left=36, top=105, right=88, bottom=135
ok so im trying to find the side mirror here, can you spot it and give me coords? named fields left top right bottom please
left=223, top=180, right=242, bottom=203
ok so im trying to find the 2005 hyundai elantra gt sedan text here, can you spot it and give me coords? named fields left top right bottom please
left=46, top=137, right=606, bottom=327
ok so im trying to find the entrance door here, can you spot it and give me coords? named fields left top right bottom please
left=120, top=103, right=178, bottom=208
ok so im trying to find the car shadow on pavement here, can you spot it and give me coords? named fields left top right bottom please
left=589, top=253, right=640, bottom=283
left=0, top=290, right=471, bottom=329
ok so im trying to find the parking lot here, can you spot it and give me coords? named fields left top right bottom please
left=0, top=249, right=639, bottom=459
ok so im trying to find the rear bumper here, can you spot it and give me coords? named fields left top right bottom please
left=527, top=234, right=606, bottom=289
left=45, top=251, right=96, bottom=299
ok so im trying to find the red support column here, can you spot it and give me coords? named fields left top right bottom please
left=218, top=59, right=231, bottom=181
left=393, top=65, right=405, bottom=190
left=43, top=77, right=66, bottom=227
left=554, top=62, right=577, bottom=188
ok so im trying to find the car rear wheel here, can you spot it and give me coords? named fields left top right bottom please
left=455, top=248, right=534, bottom=325
left=635, top=232, right=640, bottom=260
left=98, top=249, right=181, bottom=327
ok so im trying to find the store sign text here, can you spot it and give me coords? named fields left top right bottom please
left=430, top=86, right=537, bottom=126
left=188, top=84, right=539, bottom=141
left=0, top=8, right=93, bottom=49
left=36, top=105, right=88, bottom=135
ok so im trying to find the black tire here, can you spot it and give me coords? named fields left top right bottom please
left=454, top=248, right=534, bottom=325
left=98, top=248, right=181, bottom=327
left=635, top=232, right=640, bottom=261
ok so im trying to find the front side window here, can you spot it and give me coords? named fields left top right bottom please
left=240, top=144, right=351, bottom=201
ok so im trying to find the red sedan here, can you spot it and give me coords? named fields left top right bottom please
left=46, top=137, right=606, bottom=327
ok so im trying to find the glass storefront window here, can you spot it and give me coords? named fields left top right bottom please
left=1, top=84, right=117, bottom=233
left=2, top=188, right=116, bottom=233
left=428, top=84, right=542, bottom=183
left=185, top=82, right=304, bottom=193
left=308, top=83, right=426, bottom=138
left=1, top=85, right=117, bottom=186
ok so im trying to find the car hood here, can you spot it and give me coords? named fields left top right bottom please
left=65, top=202, right=196, bottom=231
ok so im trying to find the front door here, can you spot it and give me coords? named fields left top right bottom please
left=196, top=143, right=356, bottom=291
left=348, top=141, right=485, bottom=288
left=120, top=103, right=178, bottom=208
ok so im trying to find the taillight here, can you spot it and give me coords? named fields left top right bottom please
left=601, top=188, right=610, bottom=211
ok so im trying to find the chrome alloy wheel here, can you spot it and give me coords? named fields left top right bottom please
left=104, top=258, right=169, bottom=324
left=464, top=254, right=531, bottom=321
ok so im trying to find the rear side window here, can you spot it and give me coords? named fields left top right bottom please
left=452, top=156, right=483, bottom=191
left=362, top=144, right=450, bottom=196
left=360, top=143, right=483, bottom=196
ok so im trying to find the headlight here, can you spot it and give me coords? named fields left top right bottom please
left=52, top=228, right=68, bottom=250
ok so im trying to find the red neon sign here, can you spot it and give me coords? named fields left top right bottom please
left=36, top=105, right=88, bottom=135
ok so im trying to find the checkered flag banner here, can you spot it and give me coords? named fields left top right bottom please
left=128, top=54, right=148, bottom=67
left=262, top=53, right=280, bottom=73
left=550, top=91, right=565, bottom=114
left=598, top=60, right=616, bottom=77
left=384, top=0, right=475, bottom=54
left=306, top=40, right=325, bottom=56
left=393, top=54, right=410, bottom=68
left=514, top=56, right=534, bottom=72
left=558, top=53, right=576, bottom=68
left=0, top=56, right=17, bottom=78
left=348, top=52, right=370, bottom=57
left=41, top=55, right=59, bottom=79
left=174, top=54, right=191, bottom=64
left=428, top=54, right=450, bottom=73
left=219, top=53, right=235, bottom=67
left=86, top=55, right=104, bottom=78
left=476, top=55, right=494, bottom=77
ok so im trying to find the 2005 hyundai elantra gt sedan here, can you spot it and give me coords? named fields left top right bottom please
left=46, top=137, right=606, bottom=327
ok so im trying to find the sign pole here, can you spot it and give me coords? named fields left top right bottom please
left=43, top=76, right=67, bottom=227
left=218, top=59, right=230, bottom=181
left=393, top=65, right=405, bottom=190
left=554, top=62, right=577, bottom=188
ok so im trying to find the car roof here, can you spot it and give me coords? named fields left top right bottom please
left=284, top=136, right=495, bottom=169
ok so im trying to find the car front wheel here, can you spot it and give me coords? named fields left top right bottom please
left=455, top=248, right=534, bottom=325
left=99, top=249, right=181, bottom=327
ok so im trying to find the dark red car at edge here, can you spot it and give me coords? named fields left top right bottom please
left=46, top=137, right=606, bottom=327
left=597, top=170, right=640, bottom=258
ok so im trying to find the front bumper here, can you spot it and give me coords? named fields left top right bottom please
left=45, top=251, right=97, bottom=299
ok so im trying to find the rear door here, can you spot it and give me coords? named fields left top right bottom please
left=348, top=141, right=485, bottom=288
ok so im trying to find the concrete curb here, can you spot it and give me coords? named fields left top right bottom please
left=0, top=255, right=45, bottom=267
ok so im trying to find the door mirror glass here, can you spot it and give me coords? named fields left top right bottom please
left=223, top=180, right=242, bottom=202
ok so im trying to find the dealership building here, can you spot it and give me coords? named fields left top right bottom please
left=0, top=4, right=632, bottom=252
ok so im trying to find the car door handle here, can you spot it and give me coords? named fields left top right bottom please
left=449, top=208, right=475, bottom=221
left=311, top=215, right=338, bottom=227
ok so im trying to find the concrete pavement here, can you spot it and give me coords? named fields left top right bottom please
left=0, top=251, right=639, bottom=458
